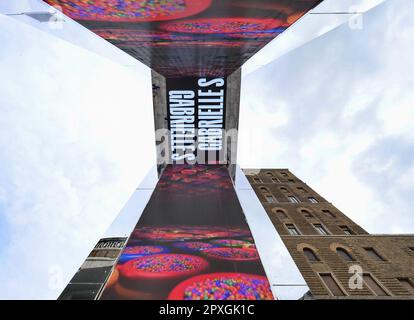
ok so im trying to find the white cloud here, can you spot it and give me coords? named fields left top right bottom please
left=242, top=0, right=387, bottom=76
left=0, top=14, right=154, bottom=299
left=239, top=0, right=414, bottom=234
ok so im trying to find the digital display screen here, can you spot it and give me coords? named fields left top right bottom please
left=44, top=0, right=322, bottom=77
left=99, top=165, right=274, bottom=300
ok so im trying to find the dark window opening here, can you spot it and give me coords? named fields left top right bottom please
left=297, top=187, right=307, bottom=193
left=303, top=248, right=319, bottom=262
left=301, top=209, right=313, bottom=218
left=276, top=209, right=288, bottom=219
left=363, top=274, right=389, bottom=296
left=322, top=209, right=336, bottom=218
left=364, top=248, right=386, bottom=261
left=336, top=248, right=355, bottom=261
left=398, top=278, right=414, bottom=295
left=339, top=225, right=354, bottom=235
left=320, top=273, right=346, bottom=296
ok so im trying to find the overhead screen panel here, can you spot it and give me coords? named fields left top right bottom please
left=44, top=0, right=322, bottom=77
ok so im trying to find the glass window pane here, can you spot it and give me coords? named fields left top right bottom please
left=314, top=224, right=329, bottom=235
left=308, top=197, right=318, bottom=203
left=288, top=196, right=299, bottom=203
left=286, top=224, right=300, bottom=235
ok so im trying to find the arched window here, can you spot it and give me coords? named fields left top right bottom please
left=260, top=187, right=269, bottom=193
left=301, top=209, right=313, bottom=218
left=266, top=172, right=273, bottom=177
left=280, top=187, right=289, bottom=193
left=275, top=209, right=288, bottom=219
left=336, top=248, right=355, bottom=261
left=303, top=248, right=319, bottom=262
left=260, top=187, right=276, bottom=203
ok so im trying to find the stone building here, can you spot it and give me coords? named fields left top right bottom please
left=244, top=168, right=414, bottom=299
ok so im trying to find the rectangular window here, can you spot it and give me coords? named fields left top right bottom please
left=266, top=195, right=276, bottom=203
left=363, top=274, right=389, bottom=296
left=288, top=196, right=299, bottom=204
left=253, top=177, right=262, bottom=183
left=398, top=278, right=414, bottom=295
left=313, top=224, right=329, bottom=235
left=339, top=226, right=354, bottom=235
left=271, top=177, right=280, bottom=183
left=319, top=273, right=346, bottom=296
left=364, top=248, right=386, bottom=261
left=286, top=224, right=300, bottom=235
left=308, top=197, right=318, bottom=203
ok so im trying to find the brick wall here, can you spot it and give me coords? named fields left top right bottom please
left=243, top=168, right=414, bottom=299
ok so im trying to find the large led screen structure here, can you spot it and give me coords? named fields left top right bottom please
left=44, top=0, right=323, bottom=77
left=99, top=165, right=273, bottom=300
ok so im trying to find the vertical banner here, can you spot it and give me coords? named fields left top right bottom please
left=167, top=77, right=226, bottom=164
left=100, top=165, right=274, bottom=300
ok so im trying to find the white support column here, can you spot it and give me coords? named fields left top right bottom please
left=234, top=165, right=309, bottom=300
left=103, top=166, right=159, bottom=238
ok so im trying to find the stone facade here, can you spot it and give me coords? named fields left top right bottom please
left=243, top=168, right=414, bottom=299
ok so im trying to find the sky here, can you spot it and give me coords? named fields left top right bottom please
left=239, top=0, right=414, bottom=234
left=0, top=10, right=155, bottom=299
left=0, top=0, right=413, bottom=299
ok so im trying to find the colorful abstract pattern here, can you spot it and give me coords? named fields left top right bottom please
left=119, top=254, right=209, bottom=280
left=210, top=239, right=254, bottom=248
left=203, top=247, right=260, bottom=261
left=118, top=245, right=169, bottom=263
left=132, top=226, right=248, bottom=241
left=45, top=0, right=211, bottom=22
left=159, top=17, right=285, bottom=34
left=172, top=241, right=217, bottom=252
left=156, top=165, right=233, bottom=195
left=123, top=245, right=168, bottom=255
left=45, top=0, right=323, bottom=77
left=94, top=29, right=194, bottom=41
left=168, top=273, right=273, bottom=300
left=100, top=164, right=276, bottom=300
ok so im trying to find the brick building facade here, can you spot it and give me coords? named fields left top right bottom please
left=243, top=169, right=414, bottom=299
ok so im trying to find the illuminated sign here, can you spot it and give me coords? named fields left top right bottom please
left=167, top=77, right=225, bottom=163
